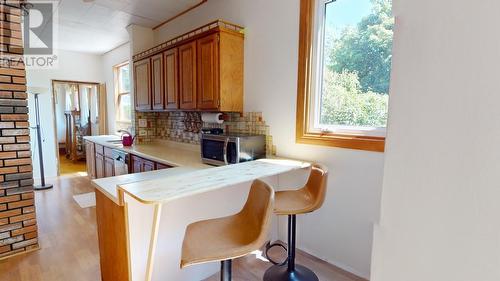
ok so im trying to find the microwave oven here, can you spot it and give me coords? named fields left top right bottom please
left=201, top=133, right=266, bottom=166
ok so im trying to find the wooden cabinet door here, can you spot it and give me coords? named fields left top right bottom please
left=95, top=153, right=104, bottom=179
left=151, top=54, right=164, bottom=110
left=164, top=48, right=179, bottom=110
left=95, top=190, right=130, bottom=281
left=156, top=163, right=172, bottom=170
left=143, top=159, right=155, bottom=172
left=85, top=141, right=96, bottom=179
left=131, top=155, right=142, bottom=174
left=104, top=156, right=115, bottom=178
left=197, top=34, right=219, bottom=110
left=134, top=58, right=152, bottom=111
left=179, top=41, right=197, bottom=110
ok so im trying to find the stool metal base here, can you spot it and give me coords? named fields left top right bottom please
left=263, top=264, right=319, bottom=281
left=263, top=215, right=319, bottom=281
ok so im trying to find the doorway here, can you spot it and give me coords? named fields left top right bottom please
left=52, top=80, right=101, bottom=175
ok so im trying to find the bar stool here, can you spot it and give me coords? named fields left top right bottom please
left=263, top=163, right=328, bottom=281
left=180, top=179, right=275, bottom=281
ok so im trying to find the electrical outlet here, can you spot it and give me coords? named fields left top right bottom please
left=139, top=119, right=147, bottom=128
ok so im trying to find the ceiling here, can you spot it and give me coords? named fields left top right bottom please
left=44, top=0, right=202, bottom=54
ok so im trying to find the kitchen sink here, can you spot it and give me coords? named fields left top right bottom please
left=106, top=140, right=123, bottom=147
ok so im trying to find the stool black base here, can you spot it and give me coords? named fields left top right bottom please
left=263, top=215, right=319, bottom=281
left=263, top=264, right=319, bottom=281
left=221, top=260, right=232, bottom=281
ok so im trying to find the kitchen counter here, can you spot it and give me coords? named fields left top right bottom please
left=118, top=159, right=309, bottom=204
left=88, top=135, right=311, bottom=281
left=83, top=135, right=209, bottom=168
left=91, top=167, right=198, bottom=204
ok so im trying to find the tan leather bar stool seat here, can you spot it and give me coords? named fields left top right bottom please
left=264, top=163, right=328, bottom=281
left=274, top=163, right=328, bottom=216
left=181, top=179, right=274, bottom=281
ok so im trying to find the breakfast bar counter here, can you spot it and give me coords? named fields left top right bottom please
left=92, top=157, right=310, bottom=281
left=118, top=159, right=310, bottom=204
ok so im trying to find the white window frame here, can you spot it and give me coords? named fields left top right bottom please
left=309, top=0, right=387, bottom=138
left=114, top=61, right=131, bottom=123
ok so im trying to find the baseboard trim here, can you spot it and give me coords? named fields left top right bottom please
left=275, top=240, right=369, bottom=281
left=0, top=245, right=40, bottom=261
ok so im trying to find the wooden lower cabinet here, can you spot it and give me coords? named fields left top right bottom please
left=156, top=163, right=172, bottom=170
left=131, top=155, right=164, bottom=173
left=143, top=159, right=155, bottom=172
left=85, top=141, right=96, bottom=179
left=95, top=153, right=104, bottom=179
left=132, top=157, right=142, bottom=175
left=104, top=156, right=114, bottom=178
left=95, top=189, right=129, bottom=281
left=88, top=141, right=172, bottom=179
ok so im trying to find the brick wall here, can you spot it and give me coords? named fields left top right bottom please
left=0, top=1, right=39, bottom=259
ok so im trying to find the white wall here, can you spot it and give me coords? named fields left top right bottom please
left=152, top=0, right=384, bottom=278
left=370, top=1, right=500, bottom=281
left=101, top=42, right=131, bottom=134
left=27, top=49, right=104, bottom=178
left=54, top=84, right=66, bottom=143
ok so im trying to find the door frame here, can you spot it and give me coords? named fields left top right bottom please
left=51, top=79, right=100, bottom=176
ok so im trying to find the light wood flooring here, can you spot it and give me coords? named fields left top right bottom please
left=0, top=174, right=366, bottom=281
left=58, top=153, right=87, bottom=175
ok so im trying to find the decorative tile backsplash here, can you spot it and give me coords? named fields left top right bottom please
left=135, top=111, right=276, bottom=155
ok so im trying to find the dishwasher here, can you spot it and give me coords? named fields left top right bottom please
left=112, top=149, right=130, bottom=176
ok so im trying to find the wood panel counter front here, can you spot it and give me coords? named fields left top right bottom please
left=92, top=159, right=310, bottom=281
left=92, top=167, right=200, bottom=281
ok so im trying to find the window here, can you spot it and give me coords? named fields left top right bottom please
left=296, top=0, right=394, bottom=152
left=115, top=62, right=131, bottom=122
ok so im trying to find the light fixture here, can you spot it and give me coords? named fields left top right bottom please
left=19, top=1, right=33, bottom=16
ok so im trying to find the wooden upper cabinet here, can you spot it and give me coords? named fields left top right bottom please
left=151, top=54, right=164, bottom=110
left=217, top=31, right=244, bottom=112
left=179, top=41, right=197, bottom=110
left=133, top=23, right=244, bottom=112
left=197, top=34, right=220, bottom=110
left=164, top=48, right=179, bottom=110
left=134, top=58, right=152, bottom=111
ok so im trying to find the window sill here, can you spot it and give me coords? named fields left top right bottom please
left=296, top=131, right=385, bottom=152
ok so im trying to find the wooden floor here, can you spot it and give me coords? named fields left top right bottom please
left=0, top=174, right=366, bottom=281
left=59, top=154, right=87, bottom=175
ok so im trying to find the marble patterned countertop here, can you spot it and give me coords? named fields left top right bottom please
left=83, top=135, right=209, bottom=168
left=91, top=167, right=199, bottom=204
left=86, top=135, right=310, bottom=206
left=118, top=159, right=310, bottom=204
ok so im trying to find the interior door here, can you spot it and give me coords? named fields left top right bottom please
left=197, top=34, right=219, bottom=110
left=134, top=58, right=152, bottom=111
left=151, top=54, right=164, bottom=110
left=164, top=48, right=179, bottom=109
left=179, top=41, right=197, bottom=110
